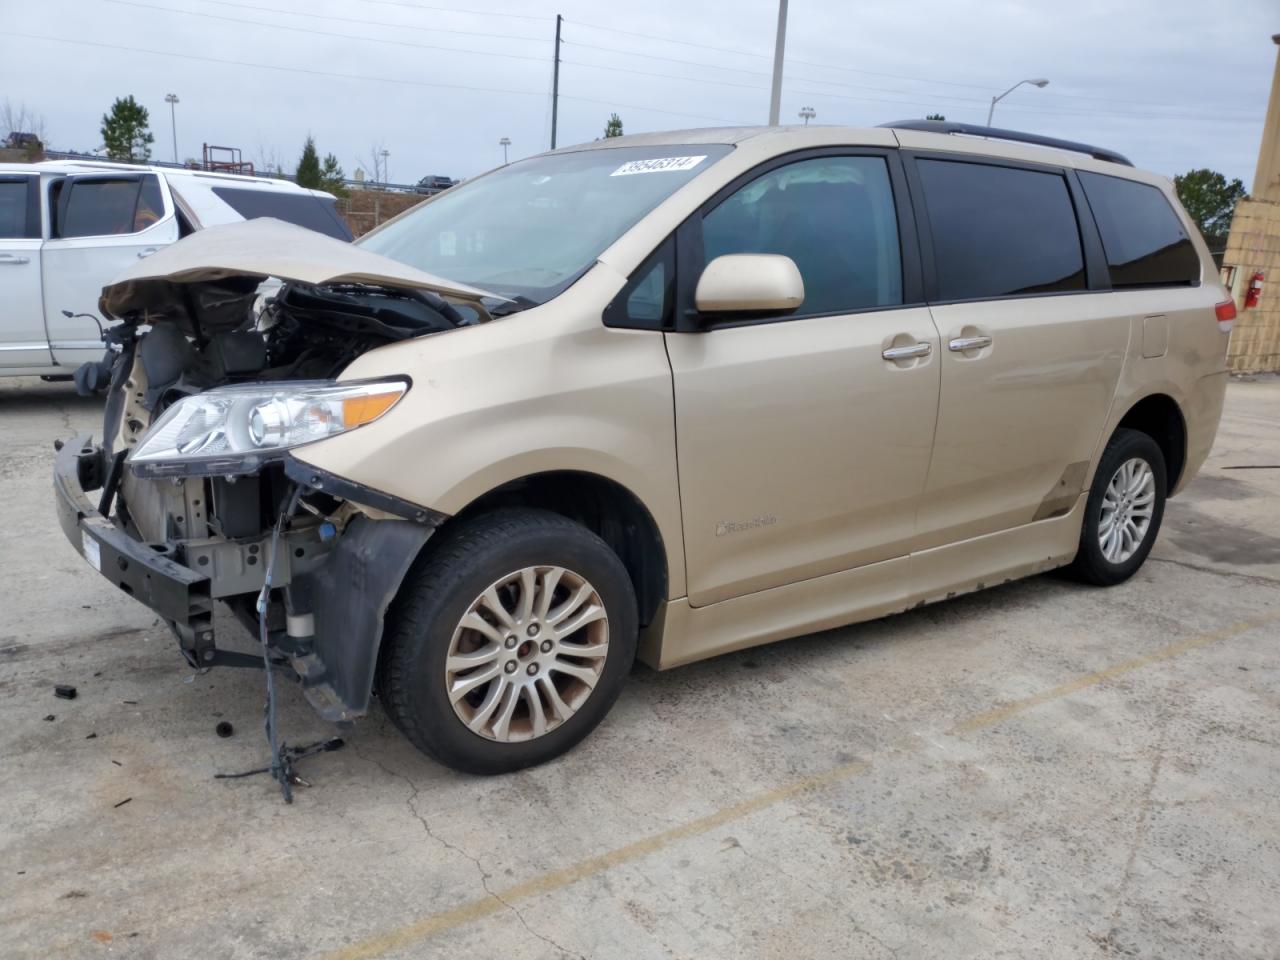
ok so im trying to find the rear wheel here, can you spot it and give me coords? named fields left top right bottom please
left=378, top=508, right=637, bottom=774
left=1065, top=428, right=1166, bottom=586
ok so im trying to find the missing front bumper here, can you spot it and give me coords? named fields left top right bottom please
left=53, top=436, right=440, bottom=721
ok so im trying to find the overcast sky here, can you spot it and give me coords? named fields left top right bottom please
left=3, top=0, right=1276, bottom=186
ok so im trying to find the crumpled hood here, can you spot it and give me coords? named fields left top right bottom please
left=99, top=217, right=498, bottom=320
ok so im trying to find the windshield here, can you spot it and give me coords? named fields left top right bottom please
left=358, top=144, right=733, bottom=305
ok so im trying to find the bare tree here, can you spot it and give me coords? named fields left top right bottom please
left=361, top=142, right=387, bottom=187
left=1, top=99, right=49, bottom=147
left=254, top=141, right=284, bottom=177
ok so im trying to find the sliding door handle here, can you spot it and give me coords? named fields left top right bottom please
left=948, top=335, right=992, bottom=352
left=881, top=342, right=932, bottom=361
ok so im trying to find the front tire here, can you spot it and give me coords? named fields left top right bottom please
left=1065, top=427, right=1166, bottom=586
left=378, top=508, right=638, bottom=775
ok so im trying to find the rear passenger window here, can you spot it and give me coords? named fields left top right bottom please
left=210, top=186, right=353, bottom=241
left=1077, top=171, right=1200, bottom=288
left=0, top=180, right=30, bottom=238
left=702, top=156, right=902, bottom=316
left=916, top=159, right=1085, bottom=301
left=58, top=175, right=163, bottom=238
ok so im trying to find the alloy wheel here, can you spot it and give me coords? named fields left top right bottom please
left=445, top=565, right=610, bottom=742
left=1098, top=457, right=1156, bottom=564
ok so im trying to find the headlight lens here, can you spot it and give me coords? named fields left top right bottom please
left=127, top=379, right=408, bottom=477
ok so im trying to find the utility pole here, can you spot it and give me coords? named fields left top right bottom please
left=767, top=0, right=788, bottom=125
left=798, top=106, right=815, bottom=125
left=499, top=136, right=511, bottom=165
left=551, top=14, right=562, bottom=150
left=380, top=148, right=390, bottom=185
left=164, top=93, right=179, bottom=164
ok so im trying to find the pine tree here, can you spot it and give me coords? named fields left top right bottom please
left=320, top=152, right=348, bottom=197
left=604, top=113, right=624, bottom=138
left=100, top=96, right=153, bottom=162
left=296, top=136, right=322, bottom=189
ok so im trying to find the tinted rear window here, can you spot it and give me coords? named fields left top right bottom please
left=59, top=175, right=164, bottom=238
left=211, top=186, right=352, bottom=241
left=1077, top=171, right=1200, bottom=288
left=916, top=159, right=1085, bottom=301
left=0, top=180, right=30, bottom=238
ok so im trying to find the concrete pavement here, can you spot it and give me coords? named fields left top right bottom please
left=1, top=376, right=1278, bottom=959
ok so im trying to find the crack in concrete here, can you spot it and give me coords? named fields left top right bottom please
left=729, top=837, right=899, bottom=958
left=1148, top=555, right=1280, bottom=587
left=1103, top=717, right=1168, bottom=948
left=349, top=742, right=586, bottom=959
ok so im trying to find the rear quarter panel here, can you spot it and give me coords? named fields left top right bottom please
left=1086, top=185, right=1230, bottom=498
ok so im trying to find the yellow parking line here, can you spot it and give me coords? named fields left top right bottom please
left=950, top=612, right=1279, bottom=735
left=318, top=612, right=1279, bottom=960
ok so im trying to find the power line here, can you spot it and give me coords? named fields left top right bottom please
left=10, top=31, right=747, bottom=126
left=191, top=0, right=548, bottom=43
left=106, top=0, right=550, bottom=63
left=355, top=0, right=547, bottom=21
left=563, top=19, right=1255, bottom=114
left=558, top=55, right=1256, bottom=124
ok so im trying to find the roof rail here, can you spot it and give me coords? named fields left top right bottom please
left=879, top=119, right=1133, bottom=167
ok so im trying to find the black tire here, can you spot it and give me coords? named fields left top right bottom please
left=378, top=508, right=637, bottom=775
left=1064, top=428, right=1167, bottom=586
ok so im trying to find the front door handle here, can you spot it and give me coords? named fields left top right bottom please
left=881, top=342, right=932, bottom=362
left=136, top=247, right=159, bottom=259
left=0, top=254, right=30, bottom=265
left=949, top=335, right=993, bottom=352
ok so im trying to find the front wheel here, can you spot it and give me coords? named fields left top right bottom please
left=378, top=508, right=638, bottom=775
left=1064, top=427, right=1167, bottom=586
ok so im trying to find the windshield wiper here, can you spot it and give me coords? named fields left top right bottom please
left=487, top=295, right=539, bottom=318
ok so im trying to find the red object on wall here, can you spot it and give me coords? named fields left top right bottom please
left=1245, top=271, right=1264, bottom=309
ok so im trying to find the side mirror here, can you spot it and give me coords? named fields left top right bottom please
left=694, top=254, right=804, bottom=316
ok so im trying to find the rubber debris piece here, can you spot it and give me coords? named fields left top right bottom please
left=55, top=685, right=77, bottom=700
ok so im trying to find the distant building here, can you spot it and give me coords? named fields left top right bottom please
left=1222, top=34, right=1280, bottom=372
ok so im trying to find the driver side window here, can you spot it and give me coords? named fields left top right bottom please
left=702, top=155, right=903, bottom=317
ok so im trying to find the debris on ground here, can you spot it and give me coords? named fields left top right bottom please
left=54, top=685, right=77, bottom=700
left=215, top=721, right=234, bottom=739
left=85, top=732, right=97, bottom=739
left=113, top=798, right=131, bottom=808
left=43, top=715, right=55, bottom=722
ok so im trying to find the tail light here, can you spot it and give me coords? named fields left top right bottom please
left=1215, top=300, right=1236, bottom=333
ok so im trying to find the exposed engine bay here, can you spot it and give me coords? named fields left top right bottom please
left=54, top=217, right=510, bottom=798
left=77, top=276, right=466, bottom=723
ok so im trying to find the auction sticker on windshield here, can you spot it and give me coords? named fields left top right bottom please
left=611, top=156, right=707, bottom=176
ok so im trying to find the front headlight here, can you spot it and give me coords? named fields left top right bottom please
left=127, top=378, right=408, bottom=477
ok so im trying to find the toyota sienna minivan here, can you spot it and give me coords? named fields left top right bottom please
left=54, top=121, right=1233, bottom=775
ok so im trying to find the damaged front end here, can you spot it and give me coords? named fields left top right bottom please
left=55, top=219, right=495, bottom=723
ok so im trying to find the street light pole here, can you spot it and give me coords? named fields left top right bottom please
left=986, top=78, right=1049, bottom=126
left=164, top=93, right=179, bottom=164
left=767, top=0, right=788, bottom=125
left=379, top=148, right=390, bottom=185
left=499, top=137, right=511, bottom=165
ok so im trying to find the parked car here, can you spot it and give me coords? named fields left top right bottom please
left=0, top=160, right=350, bottom=378
left=413, top=174, right=455, bottom=194
left=54, top=122, right=1231, bottom=775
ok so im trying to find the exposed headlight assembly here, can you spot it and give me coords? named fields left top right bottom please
left=127, top=379, right=408, bottom=477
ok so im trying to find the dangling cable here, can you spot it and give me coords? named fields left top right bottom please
left=257, top=484, right=304, bottom=802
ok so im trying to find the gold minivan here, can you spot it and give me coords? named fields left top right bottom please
left=56, top=122, right=1233, bottom=775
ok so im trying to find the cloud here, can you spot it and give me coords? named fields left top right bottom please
left=4, top=0, right=1274, bottom=185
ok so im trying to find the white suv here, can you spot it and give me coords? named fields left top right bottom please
left=0, top=160, right=349, bottom=379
